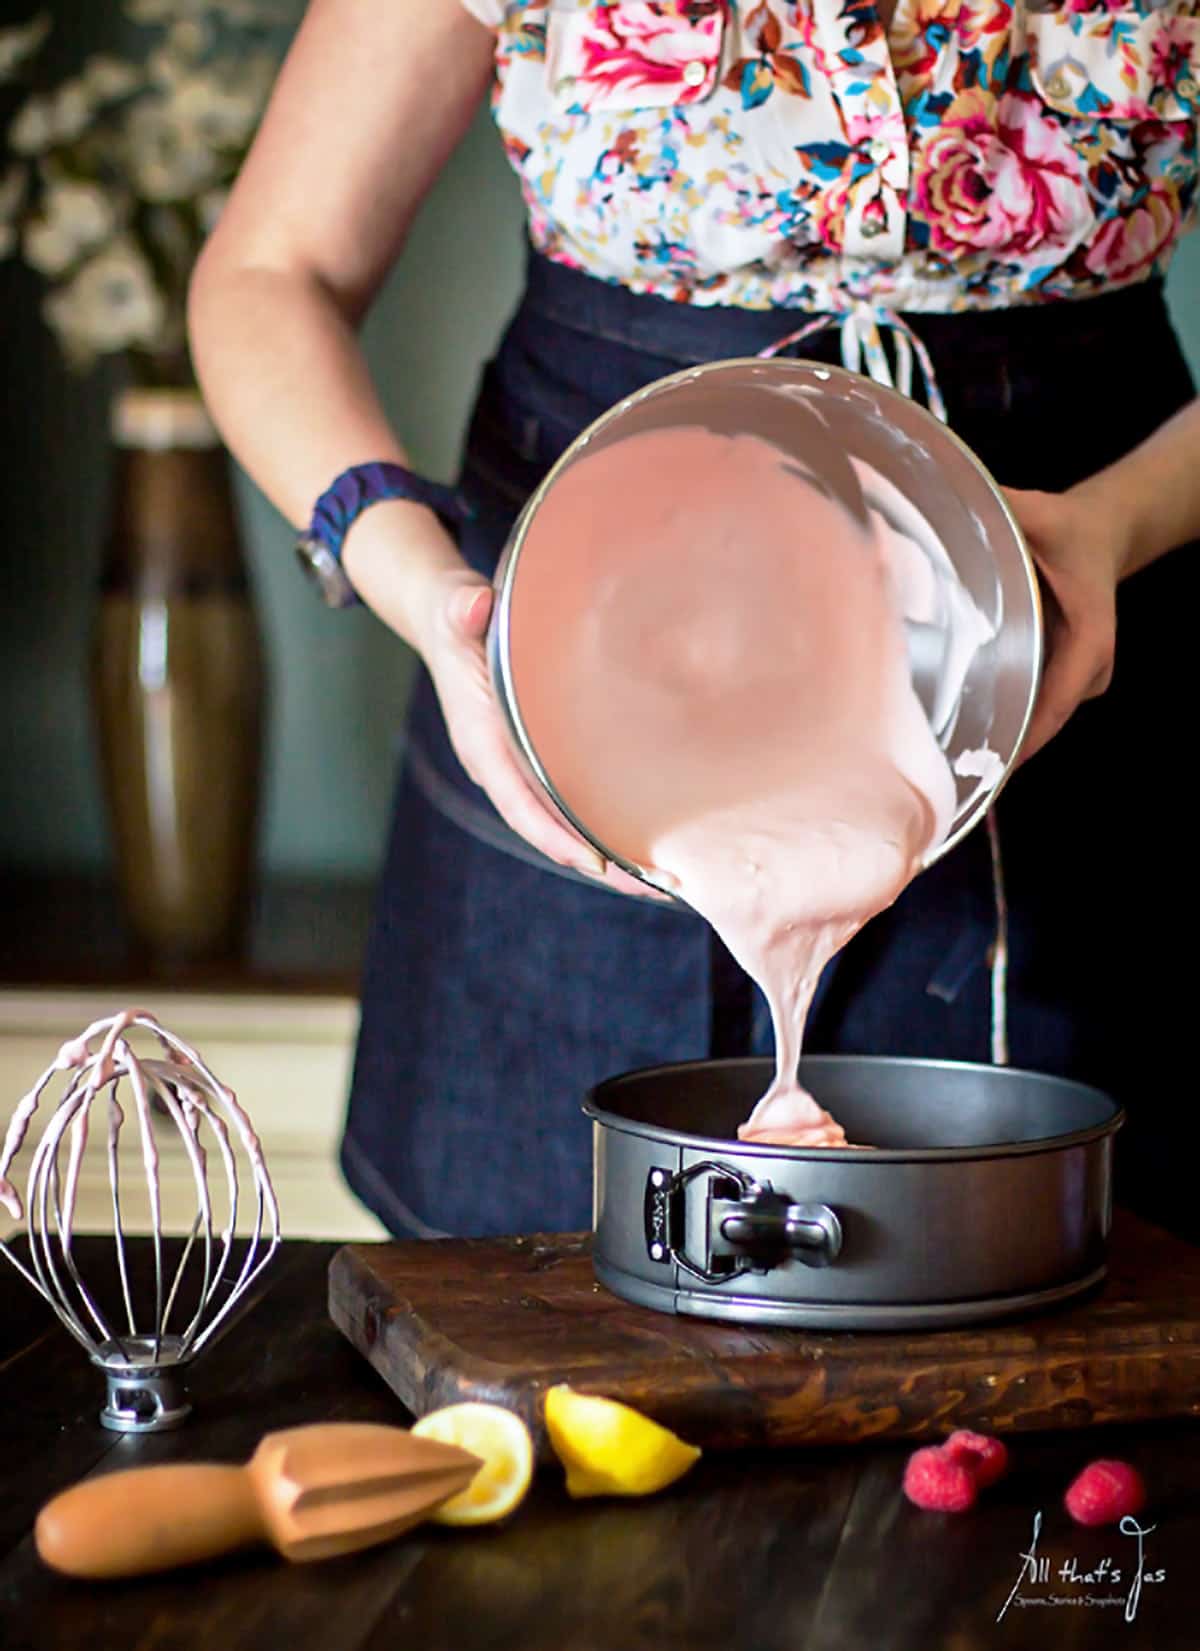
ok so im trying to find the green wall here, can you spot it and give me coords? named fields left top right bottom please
left=2, top=89, right=1198, bottom=878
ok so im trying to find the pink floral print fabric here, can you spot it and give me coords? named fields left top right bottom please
left=545, top=0, right=725, bottom=107
left=455, top=0, right=1199, bottom=311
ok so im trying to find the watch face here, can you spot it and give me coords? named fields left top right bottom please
left=295, top=536, right=357, bottom=609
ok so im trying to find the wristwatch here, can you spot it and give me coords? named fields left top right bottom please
left=295, top=461, right=472, bottom=609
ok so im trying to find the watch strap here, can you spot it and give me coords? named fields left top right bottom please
left=298, top=461, right=473, bottom=609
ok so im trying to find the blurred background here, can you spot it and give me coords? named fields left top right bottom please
left=0, top=0, right=525, bottom=894
left=0, top=1, right=1197, bottom=1239
left=0, top=0, right=532, bottom=1237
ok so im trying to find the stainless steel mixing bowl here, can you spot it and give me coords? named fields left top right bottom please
left=585, top=1055, right=1122, bottom=1330
left=489, top=358, right=1043, bottom=886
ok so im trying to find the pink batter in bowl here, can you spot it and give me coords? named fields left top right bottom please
left=489, top=356, right=1042, bottom=888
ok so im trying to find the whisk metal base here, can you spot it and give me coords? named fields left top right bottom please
left=93, top=1335, right=191, bottom=1433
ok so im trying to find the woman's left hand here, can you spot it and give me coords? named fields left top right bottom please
left=1002, top=483, right=1130, bottom=763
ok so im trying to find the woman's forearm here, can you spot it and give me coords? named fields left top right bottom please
left=1074, top=396, right=1200, bottom=578
left=188, top=260, right=405, bottom=530
left=188, top=259, right=461, bottom=649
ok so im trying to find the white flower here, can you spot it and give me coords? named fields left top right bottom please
left=23, top=181, right=117, bottom=276
left=50, top=77, right=97, bottom=144
left=170, top=70, right=260, bottom=149
left=84, top=54, right=141, bottom=103
left=11, top=78, right=102, bottom=151
left=24, top=215, right=75, bottom=275
left=42, top=238, right=168, bottom=365
left=0, top=12, right=49, bottom=84
left=125, top=62, right=273, bottom=202
left=147, top=22, right=212, bottom=91
left=8, top=94, right=55, bottom=154
left=147, top=19, right=211, bottom=87
left=147, top=45, right=182, bottom=89
left=124, top=96, right=220, bottom=202
left=168, top=19, right=211, bottom=59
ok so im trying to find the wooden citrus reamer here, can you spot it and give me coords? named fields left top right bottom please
left=36, top=1422, right=482, bottom=1578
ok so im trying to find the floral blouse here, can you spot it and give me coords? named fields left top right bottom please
left=457, top=0, right=1200, bottom=312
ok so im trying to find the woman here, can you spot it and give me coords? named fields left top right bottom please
left=189, top=0, right=1200, bottom=1240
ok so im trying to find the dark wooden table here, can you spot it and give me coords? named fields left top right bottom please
left=1, top=1238, right=1197, bottom=1651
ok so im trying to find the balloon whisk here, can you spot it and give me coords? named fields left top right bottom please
left=0, top=1009, right=280, bottom=1432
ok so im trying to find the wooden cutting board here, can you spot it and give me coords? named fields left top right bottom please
left=328, top=1209, right=1200, bottom=1463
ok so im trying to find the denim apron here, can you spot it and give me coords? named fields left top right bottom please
left=341, top=255, right=1198, bottom=1241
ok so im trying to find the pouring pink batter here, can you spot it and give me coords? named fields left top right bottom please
left=510, top=424, right=964, bottom=1147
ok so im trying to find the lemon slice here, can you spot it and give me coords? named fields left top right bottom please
left=411, top=1402, right=534, bottom=1525
left=543, top=1384, right=701, bottom=1499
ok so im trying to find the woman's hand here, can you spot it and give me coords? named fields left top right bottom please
left=344, top=505, right=673, bottom=898
left=1004, top=397, right=1200, bottom=762
left=418, top=566, right=677, bottom=899
left=420, top=565, right=610, bottom=875
left=1002, top=484, right=1127, bottom=762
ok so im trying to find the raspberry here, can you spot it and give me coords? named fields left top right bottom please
left=1064, top=1460, right=1147, bottom=1527
left=903, top=1446, right=977, bottom=1513
left=944, top=1430, right=1009, bottom=1490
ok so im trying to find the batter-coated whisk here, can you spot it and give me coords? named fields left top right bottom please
left=0, top=1009, right=280, bottom=1432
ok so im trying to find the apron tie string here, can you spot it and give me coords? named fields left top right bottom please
left=756, top=301, right=949, bottom=423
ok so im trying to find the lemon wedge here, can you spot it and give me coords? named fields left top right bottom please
left=411, top=1402, right=534, bottom=1525
left=543, top=1384, right=701, bottom=1498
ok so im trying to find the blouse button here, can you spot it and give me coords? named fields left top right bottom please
left=682, top=59, right=708, bottom=88
left=868, top=138, right=890, bottom=165
left=1178, top=74, right=1198, bottom=101
left=1044, top=71, right=1072, bottom=101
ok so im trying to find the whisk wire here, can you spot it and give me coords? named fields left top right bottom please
left=178, top=1104, right=237, bottom=1351
left=31, top=1092, right=109, bottom=1355
left=124, top=1050, right=167, bottom=1360
left=107, top=1088, right=137, bottom=1340
left=150, top=1080, right=215, bottom=1347
left=52, top=1157, right=130, bottom=1361
left=33, top=1153, right=99, bottom=1357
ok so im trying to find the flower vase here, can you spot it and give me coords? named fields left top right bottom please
left=91, top=387, right=267, bottom=963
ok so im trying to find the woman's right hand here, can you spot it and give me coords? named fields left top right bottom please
left=419, top=563, right=614, bottom=877
left=423, top=567, right=679, bottom=900
left=345, top=507, right=676, bottom=897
